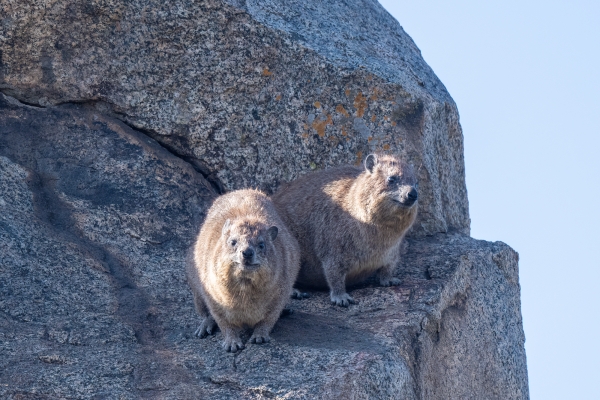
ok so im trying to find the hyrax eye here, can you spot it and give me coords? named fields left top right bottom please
left=258, top=242, right=265, bottom=250
left=387, top=176, right=398, bottom=184
left=230, top=240, right=237, bottom=247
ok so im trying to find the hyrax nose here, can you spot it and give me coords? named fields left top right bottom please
left=407, top=187, right=418, bottom=201
left=242, top=248, right=255, bottom=259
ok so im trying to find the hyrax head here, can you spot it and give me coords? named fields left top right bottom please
left=221, top=217, right=279, bottom=272
left=364, top=154, right=419, bottom=209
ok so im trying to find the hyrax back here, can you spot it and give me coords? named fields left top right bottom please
left=186, top=189, right=300, bottom=352
left=272, top=154, right=418, bottom=307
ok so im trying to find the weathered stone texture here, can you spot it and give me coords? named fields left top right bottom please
left=0, top=96, right=527, bottom=399
left=0, top=94, right=216, bottom=398
left=1, top=0, right=468, bottom=235
left=0, top=0, right=528, bottom=398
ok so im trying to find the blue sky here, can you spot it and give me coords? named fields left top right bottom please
left=379, top=1, right=600, bottom=398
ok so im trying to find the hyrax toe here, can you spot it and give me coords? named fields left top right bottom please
left=223, top=337, right=244, bottom=352
left=250, top=334, right=271, bottom=344
left=330, top=293, right=356, bottom=307
left=194, top=316, right=217, bottom=338
left=291, top=288, right=310, bottom=299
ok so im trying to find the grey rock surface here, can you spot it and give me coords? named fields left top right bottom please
left=0, top=94, right=527, bottom=398
left=0, top=93, right=217, bottom=398
left=0, top=0, right=528, bottom=398
left=1, top=0, right=468, bottom=236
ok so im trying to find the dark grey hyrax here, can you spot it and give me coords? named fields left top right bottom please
left=186, top=189, right=300, bottom=352
left=272, top=154, right=418, bottom=307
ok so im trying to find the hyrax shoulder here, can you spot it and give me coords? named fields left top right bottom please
left=272, top=154, right=418, bottom=307
left=186, top=189, right=300, bottom=352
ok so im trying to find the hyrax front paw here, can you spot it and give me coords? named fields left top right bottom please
left=250, top=326, right=271, bottom=344
left=194, top=316, right=217, bottom=338
left=222, top=335, right=244, bottom=352
left=249, top=334, right=271, bottom=344
left=330, top=292, right=356, bottom=307
left=379, top=277, right=401, bottom=287
left=291, top=288, right=310, bottom=299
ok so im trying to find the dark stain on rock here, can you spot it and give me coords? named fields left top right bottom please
left=40, top=50, right=56, bottom=85
left=287, top=120, right=296, bottom=135
left=0, top=94, right=209, bottom=346
left=25, top=164, right=159, bottom=346
left=0, top=93, right=215, bottom=394
left=54, top=38, right=75, bottom=63
left=392, top=99, right=424, bottom=130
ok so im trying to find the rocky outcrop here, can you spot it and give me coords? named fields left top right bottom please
left=1, top=0, right=468, bottom=236
left=0, top=0, right=527, bottom=398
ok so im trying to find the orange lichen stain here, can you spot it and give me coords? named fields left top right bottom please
left=302, top=133, right=309, bottom=138
left=354, top=91, right=367, bottom=118
left=391, top=121, right=397, bottom=126
left=262, top=68, right=273, bottom=76
left=384, top=116, right=390, bottom=121
left=341, top=128, right=347, bottom=136
left=371, top=115, right=376, bottom=122
left=329, top=136, right=337, bottom=142
left=367, top=136, right=373, bottom=142
left=312, top=114, right=333, bottom=137
left=314, top=101, right=322, bottom=109
left=335, top=104, right=350, bottom=117
left=366, top=75, right=373, bottom=81
left=370, top=88, right=382, bottom=101
left=355, top=151, right=363, bottom=165
left=275, top=94, right=282, bottom=101
left=345, top=89, right=351, bottom=97
left=383, top=144, right=391, bottom=150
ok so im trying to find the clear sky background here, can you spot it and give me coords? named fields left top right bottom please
left=379, top=1, right=600, bottom=399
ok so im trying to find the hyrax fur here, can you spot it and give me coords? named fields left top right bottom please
left=273, top=154, right=418, bottom=307
left=187, top=189, right=300, bottom=352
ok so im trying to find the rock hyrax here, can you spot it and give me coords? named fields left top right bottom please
left=273, top=154, right=418, bottom=306
left=187, top=189, right=300, bottom=352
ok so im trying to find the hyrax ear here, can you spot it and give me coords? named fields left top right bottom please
left=222, top=219, right=231, bottom=237
left=267, top=226, right=278, bottom=241
left=364, top=154, right=378, bottom=173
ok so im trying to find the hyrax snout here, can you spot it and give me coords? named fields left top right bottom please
left=221, top=218, right=279, bottom=271
left=273, top=154, right=418, bottom=307
left=186, top=189, right=300, bottom=352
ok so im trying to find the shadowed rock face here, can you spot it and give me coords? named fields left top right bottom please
left=0, top=94, right=218, bottom=397
left=0, top=0, right=527, bottom=398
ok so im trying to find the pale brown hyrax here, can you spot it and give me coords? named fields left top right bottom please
left=273, top=154, right=418, bottom=307
left=187, top=189, right=300, bottom=352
